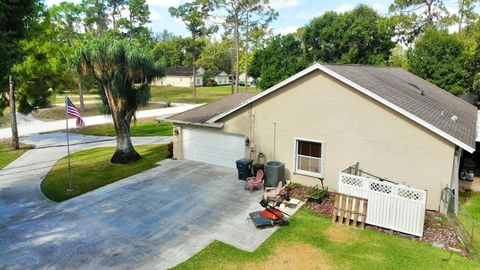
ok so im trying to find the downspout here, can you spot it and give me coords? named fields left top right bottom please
left=248, top=105, right=254, bottom=160
left=272, top=122, right=276, bottom=160
left=450, top=146, right=462, bottom=215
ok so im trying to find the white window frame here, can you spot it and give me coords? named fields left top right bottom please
left=293, top=137, right=325, bottom=178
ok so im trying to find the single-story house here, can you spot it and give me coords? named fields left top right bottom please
left=238, top=72, right=254, bottom=85
left=214, top=71, right=230, bottom=85
left=152, top=66, right=205, bottom=87
left=164, top=63, right=477, bottom=212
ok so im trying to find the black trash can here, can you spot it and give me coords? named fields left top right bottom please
left=236, top=158, right=253, bottom=180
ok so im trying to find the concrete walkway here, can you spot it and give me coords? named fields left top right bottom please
left=0, top=104, right=201, bottom=139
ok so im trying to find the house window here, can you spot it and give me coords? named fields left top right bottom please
left=294, top=138, right=325, bottom=177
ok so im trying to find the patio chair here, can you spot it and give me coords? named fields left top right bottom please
left=263, top=181, right=284, bottom=202
left=245, top=169, right=264, bottom=192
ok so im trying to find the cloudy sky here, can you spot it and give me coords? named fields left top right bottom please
left=45, top=0, right=461, bottom=37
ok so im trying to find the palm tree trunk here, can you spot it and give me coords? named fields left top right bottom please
left=103, top=85, right=140, bottom=164
left=110, top=112, right=140, bottom=164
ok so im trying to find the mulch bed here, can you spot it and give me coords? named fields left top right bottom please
left=285, top=184, right=467, bottom=256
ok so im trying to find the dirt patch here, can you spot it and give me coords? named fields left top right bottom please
left=421, top=211, right=464, bottom=252
left=325, top=225, right=359, bottom=243
left=242, top=242, right=331, bottom=270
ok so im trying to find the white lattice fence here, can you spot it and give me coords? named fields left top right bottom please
left=338, top=172, right=427, bottom=237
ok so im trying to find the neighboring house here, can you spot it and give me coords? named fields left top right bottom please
left=238, top=72, right=254, bottom=85
left=164, top=63, right=477, bottom=212
left=214, top=71, right=230, bottom=85
left=153, top=66, right=205, bottom=87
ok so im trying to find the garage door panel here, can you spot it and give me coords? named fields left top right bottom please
left=183, top=127, right=245, bottom=168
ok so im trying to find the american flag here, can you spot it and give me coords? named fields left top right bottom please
left=66, top=97, right=85, bottom=127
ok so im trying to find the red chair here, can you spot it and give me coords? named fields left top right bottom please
left=245, top=169, right=264, bottom=192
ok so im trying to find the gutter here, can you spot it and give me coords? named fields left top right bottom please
left=156, top=118, right=224, bottom=129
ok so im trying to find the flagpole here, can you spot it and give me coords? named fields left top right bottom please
left=64, top=95, right=73, bottom=192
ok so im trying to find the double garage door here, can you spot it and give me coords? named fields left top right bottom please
left=183, top=127, right=246, bottom=168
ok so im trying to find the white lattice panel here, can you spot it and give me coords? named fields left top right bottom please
left=338, top=172, right=427, bottom=237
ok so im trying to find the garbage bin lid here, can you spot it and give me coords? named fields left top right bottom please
left=236, top=158, right=252, bottom=165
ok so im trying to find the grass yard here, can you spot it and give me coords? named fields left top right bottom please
left=459, top=192, right=480, bottom=254
left=32, top=103, right=165, bottom=122
left=73, top=118, right=172, bottom=137
left=150, top=85, right=258, bottom=104
left=51, top=94, right=99, bottom=104
left=174, top=209, right=479, bottom=270
left=0, top=140, right=32, bottom=170
left=41, top=144, right=169, bottom=202
left=0, top=107, right=11, bottom=127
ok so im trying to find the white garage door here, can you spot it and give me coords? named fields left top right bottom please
left=183, top=127, right=246, bottom=168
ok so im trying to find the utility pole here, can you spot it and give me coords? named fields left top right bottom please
left=9, top=75, right=19, bottom=150
left=458, top=0, right=465, bottom=33
left=244, top=12, right=249, bottom=92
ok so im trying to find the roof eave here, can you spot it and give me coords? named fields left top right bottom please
left=159, top=118, right=224, bottom=129
left=205, top=63, right=476, bottom=153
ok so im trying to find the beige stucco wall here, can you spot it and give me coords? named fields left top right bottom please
left=216, top=70, right=455, bottom=211
left=152, top=75, right=203, bottom=87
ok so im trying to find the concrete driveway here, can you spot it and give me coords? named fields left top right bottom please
left=0, top=158, right=291, bottom=269
left=0, top=132, right=170, bottom=226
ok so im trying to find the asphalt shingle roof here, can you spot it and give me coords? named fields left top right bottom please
left=165, top=92, right=257, bottom=124
left=322, top=64, right=477, bottom=150
left=165, top=64, right=477, bottom=151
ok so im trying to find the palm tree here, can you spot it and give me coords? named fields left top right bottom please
left=73, top=38, right=163, bottom=163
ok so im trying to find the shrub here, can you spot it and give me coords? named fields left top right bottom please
left=167, top=142, right=173, bottom=158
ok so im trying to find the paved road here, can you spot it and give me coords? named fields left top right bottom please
left=0, top=104, right=201, bottom=139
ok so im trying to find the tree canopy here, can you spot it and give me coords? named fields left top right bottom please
left=73, top=38, right=164, bottom=163
left=407, top=28, right=472, bottom=96
left=251, top=34, right=307, bottom=89
left=302, top=5, right=395, bottom=65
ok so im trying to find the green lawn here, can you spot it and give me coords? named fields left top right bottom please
left=32, top=103, right=165, bottom=122
left=459, top=192, right=480, bottom=254
left=72, top=119, right=172, bottom=137
left=51, top=93, right=99, bottom=104
left=41, top=144, right=169, bottom=202
left=150, top=85, right=258, bottom=104
left=175, top=209, right=479, bottom=270
left=0, top=140, right=32, bottom=169
left=0, top=107, right=11, bottom=127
